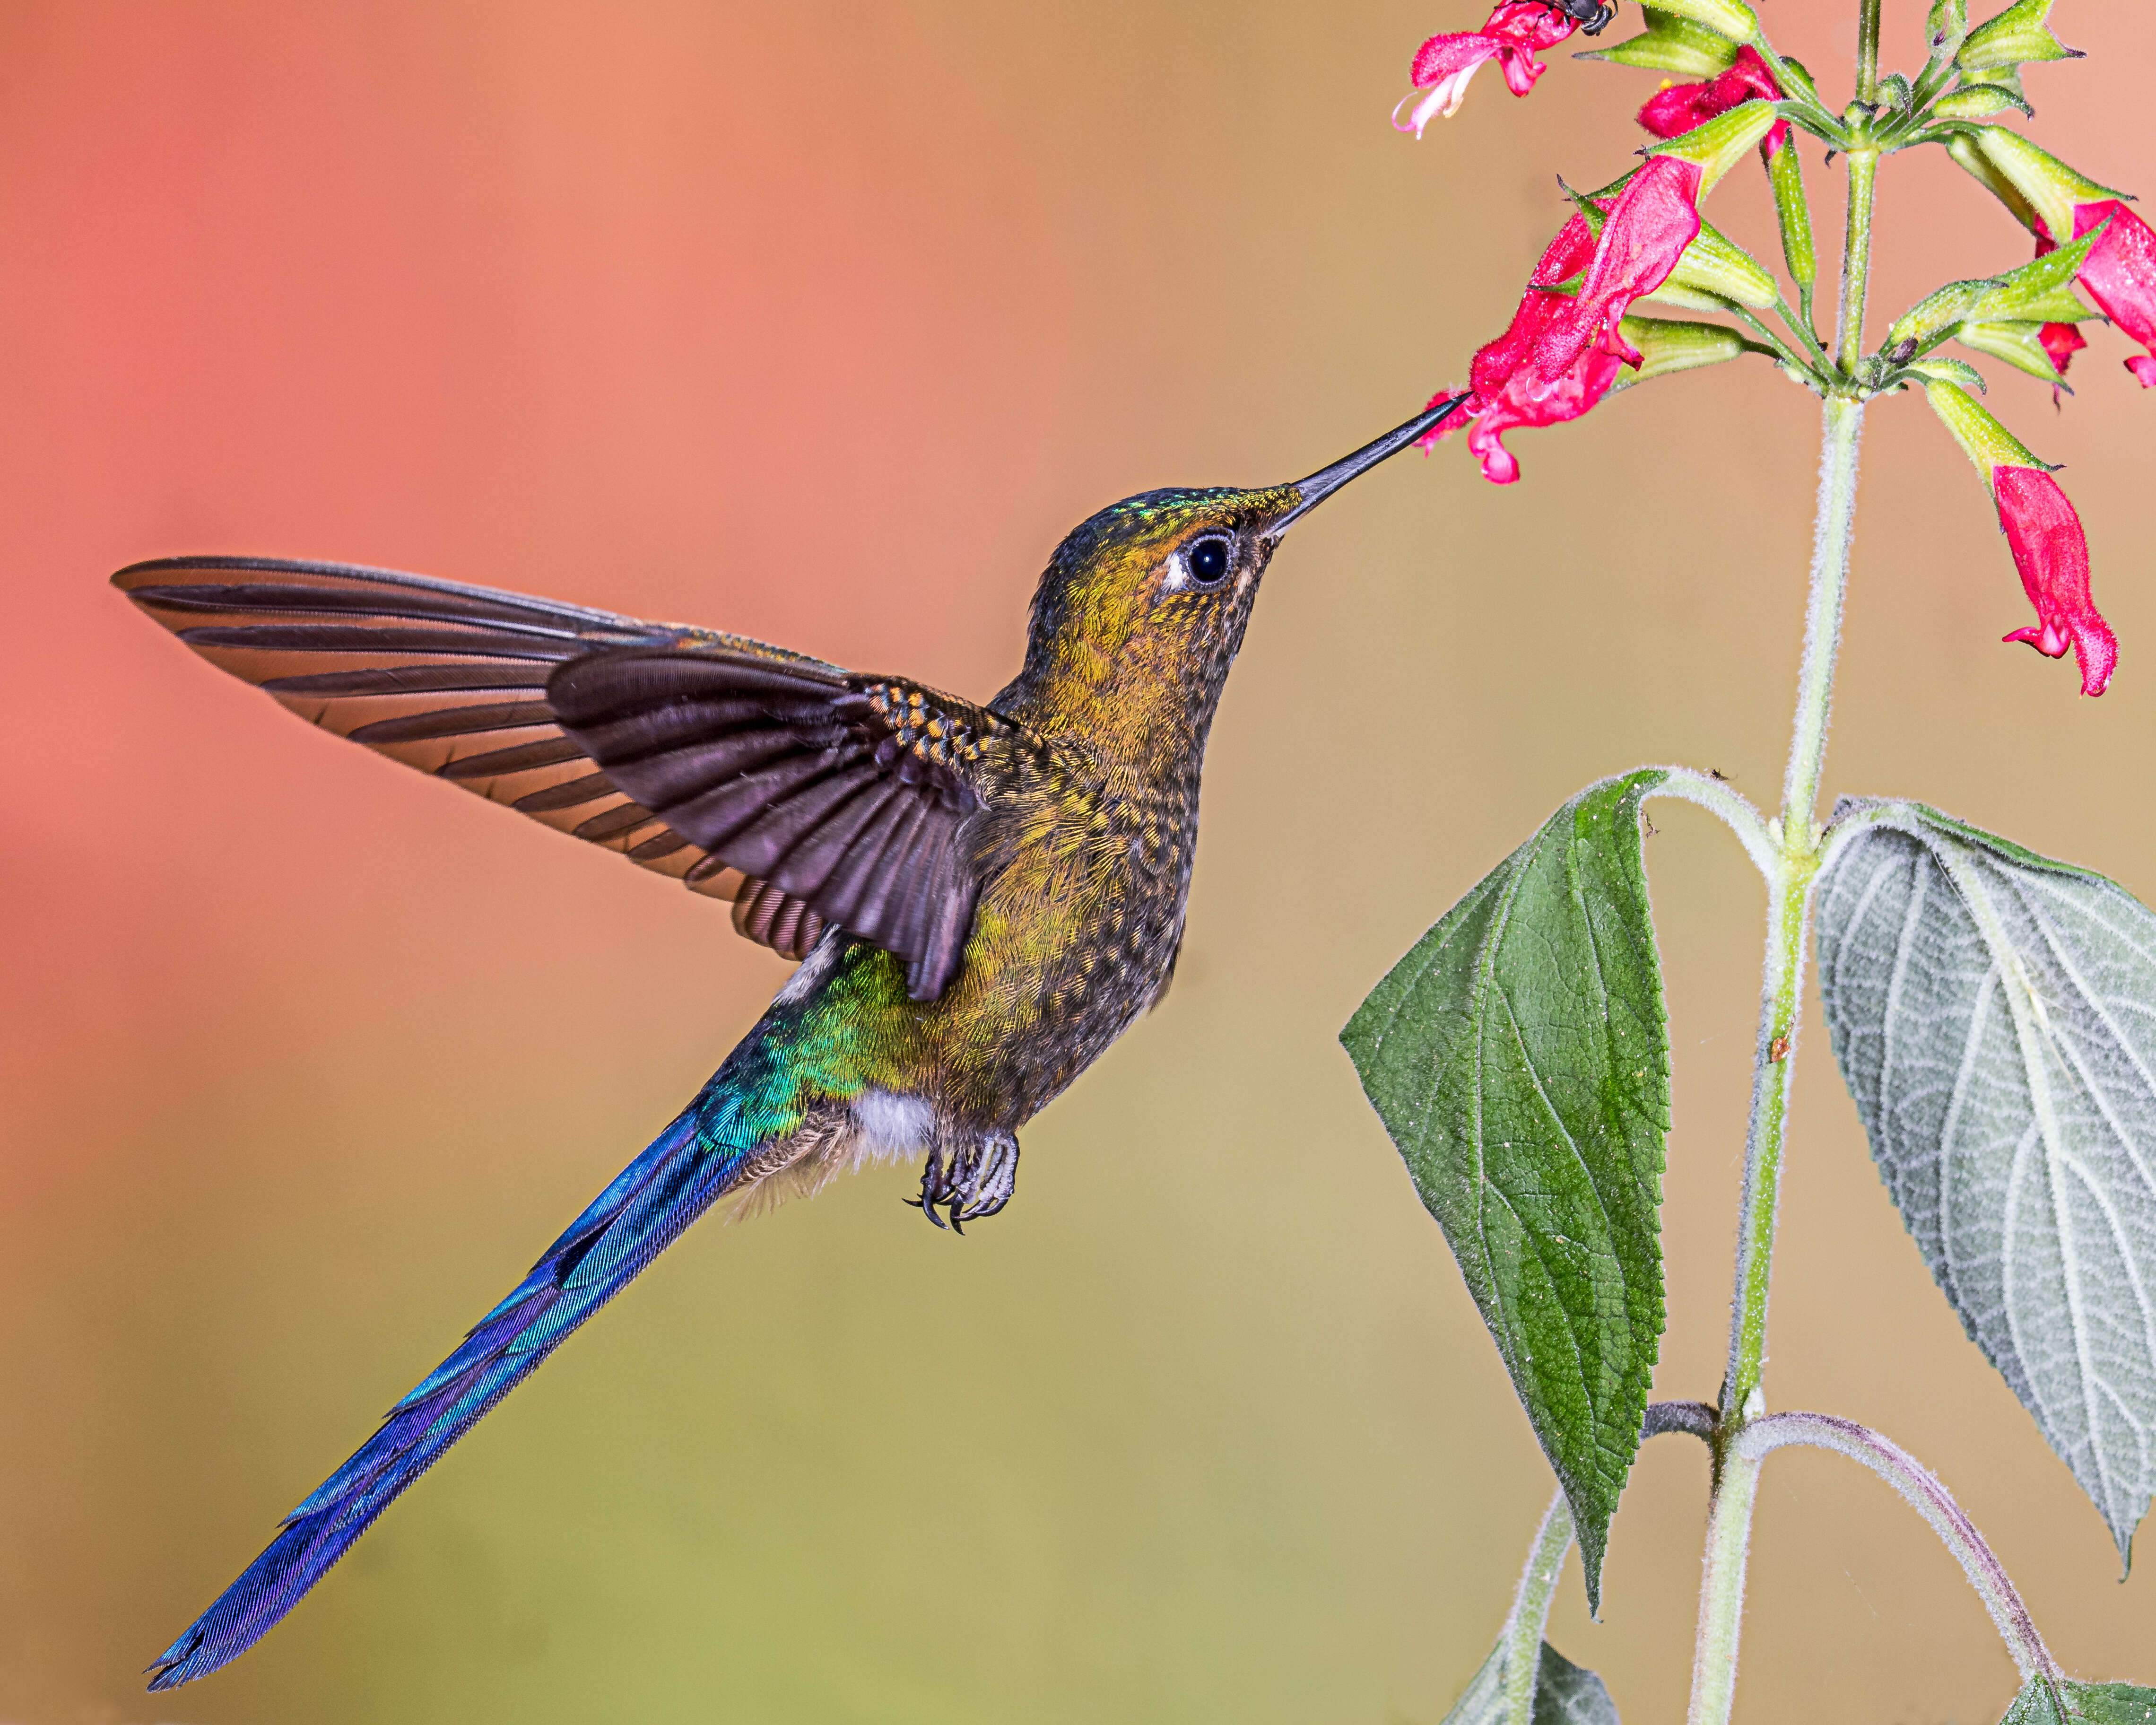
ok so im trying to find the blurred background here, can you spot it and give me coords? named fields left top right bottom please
left=2, top=1, right=2150, bottom=1720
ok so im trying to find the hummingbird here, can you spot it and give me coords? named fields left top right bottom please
left=116, top=392, right=1466, bottom=1689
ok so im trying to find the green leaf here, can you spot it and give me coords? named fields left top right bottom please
left=1441, top=1641, right=1622, bottom=1725
left=1816, top=800, right=2156, bottom=1568
left=1343, top=771, right=1670, bottom=1608
left=1575, top=8, right=1738, bottom=77
left=1999, top=1678, right=2156, bottom=1724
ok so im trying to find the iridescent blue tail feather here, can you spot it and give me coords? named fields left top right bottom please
left=147, top=1046, right=789, bottom=1690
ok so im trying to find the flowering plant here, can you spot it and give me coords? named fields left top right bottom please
left=1348, top=4, right=2156, bottom=1720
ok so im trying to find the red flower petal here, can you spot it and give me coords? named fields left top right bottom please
left=1994, top=464, right=2117, bottom=695
left=2070, top=200, right=2156, bottom=387
left=1443, top=158, right=1704, bottom=486
left=1635, top=48, right=1789, bottom=158
left=1409, top=31, right=1504, bottom=87
left=1468, top=213, right=1598, bottom=401
left=1401, top=2, right=1580, bottom=125
left=1463, top=348, right=1627, bottom=484
left=2040, top=318, right=2087, bottom=378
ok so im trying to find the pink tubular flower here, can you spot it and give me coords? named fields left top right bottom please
left=1431, top=157, right=1705, bottom=482
left=1395, top=2, right=1584, bottom=135
left=2039, top=201, right=2156, bottom=387
left=1993, top=467, right=2118, bottom=695
left=1926, top=380, right=2116, bottom=695
left=1635, top=46, right=1790, bottom=160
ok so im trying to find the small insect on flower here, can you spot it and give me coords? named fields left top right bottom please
left=1769, top=1035, right=1792, bottom=1063
left=1539, top=0, right=1617, bottom=34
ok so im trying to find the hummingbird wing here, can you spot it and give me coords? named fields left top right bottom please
left=548, top=649, right=1017, bottom=1001
left=113, top=556, right=1015, bottom=995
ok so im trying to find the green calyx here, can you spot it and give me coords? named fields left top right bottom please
left=1956, top=125, right=2125, bottom=242
left=1883, top=227, right=2099, bottom=357
left=1576, top=7, right=1739, bottom=77
left=1924, top=378, right=2051, bottom=476
left=1958, top=0, right=2081, bottom=77
left=1637, top=0, right=1758, bottom=42
left=1657, top=221, right=1781, bottom=311
left=1645, top=99, right=1781, bottom=192
left=1611, top=316, right=1759, bottom=391
left=1954, top=320, right=2071, bottom=386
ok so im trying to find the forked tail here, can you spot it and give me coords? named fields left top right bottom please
left=148, top=1027, right=811, bottom=1690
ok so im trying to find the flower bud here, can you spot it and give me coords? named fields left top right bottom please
left=1768, top=136, right=1816, bottom=292
left=1643, top=98, right=1782, bottom=192
left=1933, top=83, right=2032, bottom=120
left=1640, top=0, right=1759, bottom=42
left=1904, top=355, right=1988, bottom=392
left=1927, top=0, right=1969, bottom=59
left=1958, top=0, right=2081, bottom=77
left=1577, top=13, right=1738, bottom=78
left=1770, top=55, right=1825, bottom=112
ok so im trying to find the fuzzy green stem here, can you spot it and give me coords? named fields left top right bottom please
left=1502, top=1491, right=1575, bottom=1725
left=1778, top=398, right=1866, bottom=837
left=1687, top=1447, right=1763, bottom=1725
left=1684, top=6, right=1881, bottom=1720
left=1836, top=153, right=1879, bottom=377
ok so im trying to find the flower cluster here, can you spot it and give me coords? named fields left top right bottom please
left=1393, top=0, right=2138, bottom=693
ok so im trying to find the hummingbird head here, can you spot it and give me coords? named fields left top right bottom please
left=997, top=395, right=1468, bottom=754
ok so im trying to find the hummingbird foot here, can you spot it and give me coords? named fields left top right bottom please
left=904, top=1131, right=1019, bottom=1233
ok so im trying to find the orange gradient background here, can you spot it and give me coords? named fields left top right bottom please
left=2, top=3, right=2151, bottom=1720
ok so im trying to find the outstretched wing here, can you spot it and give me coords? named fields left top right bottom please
left=114, top=556, right=1016, bottom=994
left=549, top=650, right=1016, bottom=1000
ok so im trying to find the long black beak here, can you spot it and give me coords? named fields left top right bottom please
left=1267, top=393, right=1470, bottom=538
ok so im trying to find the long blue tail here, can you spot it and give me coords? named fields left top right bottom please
left=148, top=1035, right=800, bottom=1690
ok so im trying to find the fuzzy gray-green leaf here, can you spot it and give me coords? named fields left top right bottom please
left=1816, top=799, right=2156, bottom=1567
left=1999, top=1678, right=2156, bottom=1724
left=1441, top=1641, right=1622, bottom=1725
left=1344, top=771, right=1670, bottom=1609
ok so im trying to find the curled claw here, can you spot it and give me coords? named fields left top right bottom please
left=905, top=1133, right=1020, bottom=1232
left=904, top=1148, right=951, bottom=1229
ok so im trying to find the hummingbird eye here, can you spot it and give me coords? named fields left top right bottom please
left=1183, top=535, right=1232, bottom=588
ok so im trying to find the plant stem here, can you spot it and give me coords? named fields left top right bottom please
left=1683, top=6, right=1883, bottom=1722
left=1502, top=1490, right=1575, bottom=1725
left=1777, top=397, right=1865, bottom=842
left=1835, top=153, right=1879, bottom=378
left=1732, top=1413, right=2062, bottom=1685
